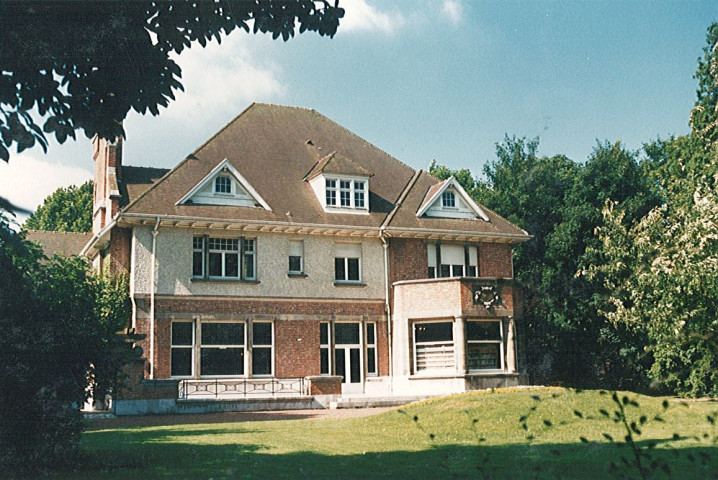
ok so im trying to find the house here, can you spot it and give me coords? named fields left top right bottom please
left=84, top=103, right=530, bottom=413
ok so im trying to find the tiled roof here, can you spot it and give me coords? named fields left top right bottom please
left=304, top=151, right=374, bottom=181
left=123, top=103, right=414, bottom=228
left=25, top=230, right=92, bottom=258
left=119, top=103, right=529, bottom=241
left=384, top=171, right=528, bottom=238
left=120, top=166, right=170, bottom=207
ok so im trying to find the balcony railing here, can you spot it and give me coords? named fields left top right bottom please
left=178, top=377, right=307, bottom=399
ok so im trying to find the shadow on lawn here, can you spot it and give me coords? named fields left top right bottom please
left=76, top=427, right=718, bottom=480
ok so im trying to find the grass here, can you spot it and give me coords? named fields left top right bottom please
left=57, top=388, right=718, bottom=479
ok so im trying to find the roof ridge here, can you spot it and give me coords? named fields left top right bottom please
left=382, top=169, right=423, bottom=229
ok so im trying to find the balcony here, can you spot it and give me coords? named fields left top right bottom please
left=392, top=276, right=516, bottom=319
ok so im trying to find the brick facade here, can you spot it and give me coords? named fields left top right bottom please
left=480, top=242, right=513, bottom=278
left=134, top=296, right=389, bottom=381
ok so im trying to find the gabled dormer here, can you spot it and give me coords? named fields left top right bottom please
left=177, top=158, right=271, bottom=210
left=417, top=176, right=489, bottom=220
left=305, top=151, right=373, bottom=214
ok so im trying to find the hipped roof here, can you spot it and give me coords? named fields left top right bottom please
left=119, top=103, right=528, bottom=241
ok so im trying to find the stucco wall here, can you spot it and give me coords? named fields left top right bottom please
left=131, top=226, right=385, bottom=300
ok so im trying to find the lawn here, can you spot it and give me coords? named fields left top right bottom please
left=64, top=388, right=717, bottom=479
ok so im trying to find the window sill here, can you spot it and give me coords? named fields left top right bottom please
left=191, top=278, right=260, bottom=285
left=287, top=272, right=308, bottom=278
left=333, top=281, right=367, bottom=287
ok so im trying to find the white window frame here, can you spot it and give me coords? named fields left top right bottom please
left=413, top=320, right=455, bottom=374
left=208, top=237, right=240, bottom=280
left=427, top=243, right=479, bottom=279
left=326, top=179, right=337, bottom=206
left=214, top=175, right=233, bottom=194
left=442, top=190, right=456, bottom=208
left=192, top=235, right=256, bottom=281
left=466, top=320, right=504, bottom=372
left=251, top=321, right=274, bottom=377
left=334, top=243, right=362, bottom=284
left=324, top=175, right=368, bottom=211
left=288, top=240, right=304, bottom=275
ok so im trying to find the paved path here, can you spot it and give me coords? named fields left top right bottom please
left=85, top=407, right=395, bottom=431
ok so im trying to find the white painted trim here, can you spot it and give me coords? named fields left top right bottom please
left=176, top=158, right=272, bottom=211
left=416, top=177, right=489, bottom=221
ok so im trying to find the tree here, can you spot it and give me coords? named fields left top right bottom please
left=0, top=0, right=344, bottom=162
left=588, top=22, right=718, bottom=397
left=0, top=207, right=131, bottom=470
left=24, top=180, right=93, bottom=232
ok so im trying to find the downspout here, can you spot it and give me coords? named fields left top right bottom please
left=379, top=227, right=393, bottom=390
left=149, top=217, right=160, bottom=379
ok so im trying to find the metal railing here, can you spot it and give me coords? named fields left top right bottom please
left=178, top=377, right=307, bottom=400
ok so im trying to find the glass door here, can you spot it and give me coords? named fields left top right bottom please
left=334, top=323, right=362, bottom=394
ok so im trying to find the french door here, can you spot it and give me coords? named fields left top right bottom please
left=334, top=323, right=363, bottom=393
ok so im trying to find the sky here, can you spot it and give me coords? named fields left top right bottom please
left=1, top=0, right=715, bottom=224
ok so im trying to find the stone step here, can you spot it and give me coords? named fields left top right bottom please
left=330, top=396, right=431, bottom=409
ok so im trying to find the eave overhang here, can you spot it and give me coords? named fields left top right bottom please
left=116, top=213, right=381, bottom=238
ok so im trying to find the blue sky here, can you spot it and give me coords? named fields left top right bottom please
left=1, top=0, right=715, bottom=221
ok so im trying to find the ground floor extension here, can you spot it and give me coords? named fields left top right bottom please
left=116, top=280, right=527, bottom=415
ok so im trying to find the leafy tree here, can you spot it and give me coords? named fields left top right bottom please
left=0, top=0, right=344, bottom=162
left=588, top=22, right=718, bottom=397
left=0, top=207, right=131, bottom=470
left=428, top=159, right=479, bottom=197
left=690, top=22, right=718, bottom=150
left=24, top=180, right=93, bottom=232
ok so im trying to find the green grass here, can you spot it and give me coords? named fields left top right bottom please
left=63, top=388, right=718, bottom=479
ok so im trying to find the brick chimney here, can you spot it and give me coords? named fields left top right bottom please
left=92, top=135, right=123, bottom=234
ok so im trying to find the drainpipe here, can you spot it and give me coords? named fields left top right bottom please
left=379, top=227, right=393, bottom=389
left=149, top=217, right=160, bottom=379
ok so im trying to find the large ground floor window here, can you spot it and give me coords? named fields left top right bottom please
left=171, top=320, right=273, bottom=378
left=466, top=320, right=504, bottom=371
left=413, top=321, right=455, bottom=373
left=411, top=318, right=505, bottom=374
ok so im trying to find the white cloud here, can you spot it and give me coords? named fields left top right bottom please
left=0, top=154, right=92, bottom=220
left=339, top=0, right=404, bottom=34
left=159, top=35, right=286, bottom=126
left=441, top=0, right=464, bottom=25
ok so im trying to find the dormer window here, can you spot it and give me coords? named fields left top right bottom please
left=215, top=175, right=232, bottom=194
left=442, top=191, right=456, bottom=208
left=305, top=152, right=373, bottom=215
left=322, top=176, right=367, bottom=211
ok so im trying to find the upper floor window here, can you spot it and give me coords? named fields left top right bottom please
left=324, top=177, right=367, bottom=211
left=214, top=175, right=232, bottom=194
left=427, top=243, right=479, bottom=278
left=334, top=243, right=361, bottom=284
left=193, top=235, right=256, bottom=281
left=442, top=190, right=456, bottom=208
left=288, top=240, right=304, bottom=275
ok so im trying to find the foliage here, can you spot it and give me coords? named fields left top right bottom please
left=690, top=22, right=718, bottom=150
left=587, top=23, right=718, bottom=397
left=0, top=0, right=344, bottom=162
left=431, top=136, right=659, bottom=389
left=24, top=180, right=93, bottom=232
left=0, top=209, right=132, bottom=470
left=75, top=388, right=717, bottom=479
left=589, top=174, right=718, bottom=397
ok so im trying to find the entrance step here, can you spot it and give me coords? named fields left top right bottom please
left=330, top=396, right=432, bottom=409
